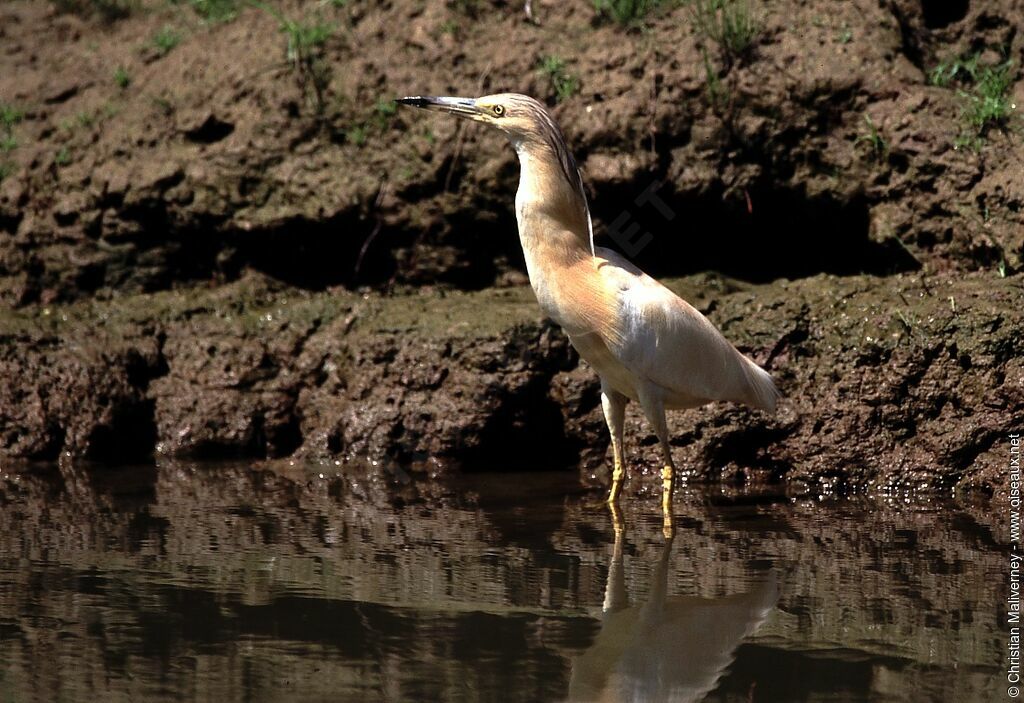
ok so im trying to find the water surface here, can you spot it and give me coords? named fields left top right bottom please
left=0, top=462, right=1006, bottom=702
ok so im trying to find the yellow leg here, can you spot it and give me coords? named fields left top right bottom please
left=608, top=459, right=624, bottom=504
left=608, top=499, right=624, bottom=536
left=601, top=387, right=627, bottom=504
left=661, top=462, right=674, bottom=538
left=639, top=389, right=675, bottom=539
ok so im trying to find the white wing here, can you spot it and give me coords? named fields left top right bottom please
left=594, top=247, right=779, bottom=411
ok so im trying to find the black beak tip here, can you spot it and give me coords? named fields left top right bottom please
left=396, top=96, right=429, bottom=108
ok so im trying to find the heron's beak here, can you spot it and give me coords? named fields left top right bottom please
left=396, top=96, right=481, bottom=119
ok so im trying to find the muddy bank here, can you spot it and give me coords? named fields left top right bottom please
left=1, top=270, right=1020, bottom=499
left=0, top=0, right=1021, bottom=305
left=0, top=0, right=1021, bottom=501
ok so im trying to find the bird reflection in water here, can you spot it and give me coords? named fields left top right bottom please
left=568, top=505, right=779, bottom=703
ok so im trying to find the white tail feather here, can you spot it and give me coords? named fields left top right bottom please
left=741, top=357, right=781, bottom=412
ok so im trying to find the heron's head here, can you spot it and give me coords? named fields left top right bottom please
left=397, top=93, right=560, bottom=149
left=396, top=92, right=584, bottom=205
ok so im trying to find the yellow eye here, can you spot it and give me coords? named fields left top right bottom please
left=492, top=104, right=505, bottom=117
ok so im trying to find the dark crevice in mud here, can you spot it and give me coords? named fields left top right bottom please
left=85, top=399, right=158, bottom=463
left=426, top=208, right=525, bottom=289
left=163, top=232, right=246, bottom=290
left=700, top=423, right=792, bottom=479
left=921, top=0, right=970, bottom=29
left=239, top=214, right=399, bottom=290
left=183, top=115, right=235, bottom=144
left=0, top=211, right=21, bottom=235
left=73, top=259, right=108, bottom=297
left=890, top=2, right=927, bottom=70
left=237, top=210, right=522, bottom=293
left=86, top=213, right=395, bottom=295
left=590, top=182, right=920, bottom=282
left=262, top=411, right=304, bottom=459
left=460, top=380, right=580, bottom=472
left=173, top=434, right=264, bottom=461
left=28, top=424, right=66, bottom=463
left=889, top=0, right=978, bottom=71
left=85, top=342, right=168, bottom=464
left=101, top=205, right=228, bottom=293
left=946, top=427, right=1001, bottom=472
left=237, top=195, right=526, bottom=292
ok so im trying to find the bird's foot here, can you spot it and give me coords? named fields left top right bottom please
left=582, top=462, right=625, bottom=511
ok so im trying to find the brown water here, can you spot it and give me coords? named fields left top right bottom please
left=0, top=461, right=1007, bottom=702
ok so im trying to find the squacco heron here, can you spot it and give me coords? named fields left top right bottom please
left=397, top=93, right=779, bottom=516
